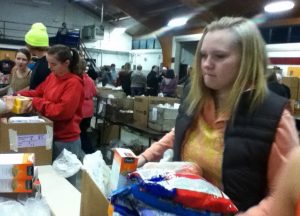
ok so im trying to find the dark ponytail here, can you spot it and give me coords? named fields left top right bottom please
left=47, top=45, right=83, bottom=77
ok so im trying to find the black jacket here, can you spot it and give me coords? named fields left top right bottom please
left=173, top=85, right=287, bottom=211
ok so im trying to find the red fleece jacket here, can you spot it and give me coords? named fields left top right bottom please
left=19, top=72, right=84, bottom=142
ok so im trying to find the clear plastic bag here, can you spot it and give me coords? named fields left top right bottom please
left=52, top=149, right=82, bottom=178
left=0, top=195, right=51, bottom=216
left=82, top=150, right=111, bottom=196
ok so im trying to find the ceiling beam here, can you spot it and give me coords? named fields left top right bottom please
left=260, top=17, right=300, bottom=28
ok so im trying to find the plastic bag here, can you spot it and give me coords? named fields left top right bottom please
left=129, top=171, right=238, bottom=214
left=0, top=200, right=25, bottom=216
left=142, top=161, right=203, bottom=176
left=52, top=149, right=82, bottom=178
left=0, top=195, right=51, bottom=216
left=82, top=150, right=111, bottom=196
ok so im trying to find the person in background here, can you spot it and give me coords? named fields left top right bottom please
left=0, top=53, right=15, bottom=88
left=110, top=63, right=117, bottom=85
left=99, top=65, right=112, bottom=86
left=25, top=22, right=51, bottom=89
left=118, top=62, right=132, bottom=96
left=131, top=64, right=146, bottom=96
left=0, top=53, right=15, bottom=74
left=57, top=22, right=68, bottom=36
left=267, top=72, right=290, bottom=99
left=138, top=17, right=299, bottom=215
left=0, top=48, right=31, bottom=96
left=270, top=147, right=300, bottom=216
left=178, top=65, right=192, bottom=85
left=79, top=59, right=97, bottom=154
left=18, top=45, right=84, bottom=186
left=159, top=64, right=168, bottom=78
left=146, top=65, right=162, bottom=96
left=86, top=61, right=98, bottom=81
left=160, top=69, right=177, bottom=97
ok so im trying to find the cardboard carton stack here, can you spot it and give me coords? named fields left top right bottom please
left=133, top=96, right=180, bottom=129
left=106, top=97, right=134, bottom=123
left=0, top=153, right=34, bottom=193
left=0, top=116, right=53, bottom=165
left=148, top=103, right=179, bottom=132
left=282, top=76, right=299, bottom=100
left=97, top=87, right=126, bottom=99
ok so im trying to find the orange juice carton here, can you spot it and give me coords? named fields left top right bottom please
left=110, top=148, right=138, bottom=192
left=0, top=153, right=34, bottom=180
left=0, top=178, right=33, bottom=193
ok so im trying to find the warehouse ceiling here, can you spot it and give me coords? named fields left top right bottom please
left=72, top=0, right=300, bottom=37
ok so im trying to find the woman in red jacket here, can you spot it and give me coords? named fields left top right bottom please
left=80, top=59, right=97, bottom=154
left=19, top=45, right=84, bottom=185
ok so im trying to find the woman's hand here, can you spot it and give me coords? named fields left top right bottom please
left=24, top=99, right=34, bottom=113
left=2, top=95, right=14, bottom=112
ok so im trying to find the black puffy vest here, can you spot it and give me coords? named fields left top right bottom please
left=223, top=91, right=287, bottom=211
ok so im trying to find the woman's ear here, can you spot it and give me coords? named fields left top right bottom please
left=64, top=59, right=70, bottom=67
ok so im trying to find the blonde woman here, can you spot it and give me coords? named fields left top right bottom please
left=138, top=17, right=299, bottom=215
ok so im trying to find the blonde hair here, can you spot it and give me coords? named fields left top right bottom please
left=186, top=17, right=268, bottom=115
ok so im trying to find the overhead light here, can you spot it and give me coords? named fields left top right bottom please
left=167, top=17, right=188, bottom=27
left=264, top=0, right=295, bottom=13
left=112, top=27, right=126, bottom=34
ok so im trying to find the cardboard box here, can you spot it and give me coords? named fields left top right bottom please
left=120, top=126, right=149, bottom=154
left=80, top=170, right=109, bottom=216
left=105, top=104, right=133, bottom=123
left=148, top=106, right=178, bottom=132
left=133, top=96, right=180, bottom=128
left=100, top=124, right=120, bottom=145
left=148, top=98, right=180, bottom=132
left=282, top=76, right=299, bottom=88
left=148, top=119, right=176, bottom=132
left=109, top=98, right=134, bottom=110
left=97, top=87, right=126, bottom=99
left=110, top=148, right=138, bottom=192
left=133, top=96, right=149, bottom=127
left=0, top=116, right=53, bottom=166
left=287, top=67, right=300, bottom=77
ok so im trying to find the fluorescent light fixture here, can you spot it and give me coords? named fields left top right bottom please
left=264, top=0, right=295, bottom=13
left=167, top=17, right=188, bottom=27
left=112, top=27, right=126, bottom=34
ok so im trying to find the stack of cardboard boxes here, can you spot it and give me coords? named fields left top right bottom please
left=133, top=96, right=180, bottom=131
left=282, top=76, right=300, bottom=115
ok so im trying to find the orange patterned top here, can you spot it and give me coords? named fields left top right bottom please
left=182, top=99, right=228, bottom=188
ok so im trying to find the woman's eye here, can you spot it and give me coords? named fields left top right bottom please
left=200, top=53, right=207, bottom=58
left=215, top=54, right=225, bottom=59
